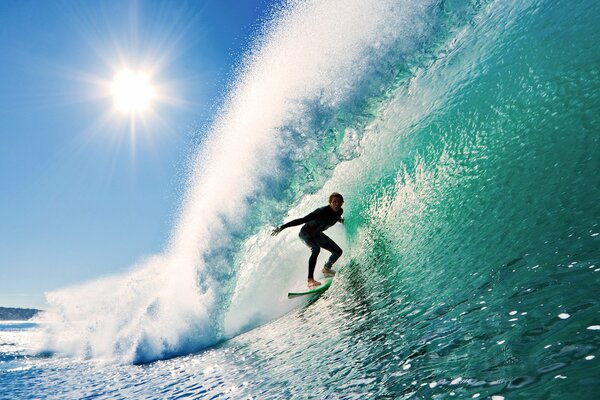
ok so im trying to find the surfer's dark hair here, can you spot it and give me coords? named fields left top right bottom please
left=329, top=192, right=344, bottom=203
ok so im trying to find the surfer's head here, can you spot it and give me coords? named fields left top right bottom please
left=329, top=192, right=344, bottom=211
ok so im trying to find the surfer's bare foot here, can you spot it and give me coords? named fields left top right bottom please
left=322, top=267, right=336, bottom=277
left=308, top=279, right=322, bottom=288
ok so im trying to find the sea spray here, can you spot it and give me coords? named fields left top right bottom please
left=41, top=0, right=439, bottom=363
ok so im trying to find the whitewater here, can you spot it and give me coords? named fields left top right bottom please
left=3, top=0, right=600, bottom=398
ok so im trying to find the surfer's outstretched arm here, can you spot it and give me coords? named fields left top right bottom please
left=271, top=212, right=321, bottom=236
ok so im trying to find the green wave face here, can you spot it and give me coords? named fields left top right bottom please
left=225, top=0, right=600, bottom=397
left=353, top=0, right=600, bottom=298
left=42, top=1, right=600, bottom=385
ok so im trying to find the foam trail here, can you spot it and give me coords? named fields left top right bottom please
left=41, top=0, right=435, bottom=363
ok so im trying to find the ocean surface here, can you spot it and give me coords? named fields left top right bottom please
left=2, top=0, right=600, bottom=398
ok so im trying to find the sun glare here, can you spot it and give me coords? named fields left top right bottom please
left=111, top=69, right=156, bottom=114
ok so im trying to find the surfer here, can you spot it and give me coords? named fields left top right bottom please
left=272, top=192, right=345, bottom=288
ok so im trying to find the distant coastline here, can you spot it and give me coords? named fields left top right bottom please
left=0, top=306, right=41, bottom=320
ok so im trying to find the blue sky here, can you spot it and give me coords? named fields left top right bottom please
left=0, top=0, right=276, bottom=309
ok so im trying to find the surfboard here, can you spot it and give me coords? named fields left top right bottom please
left=287, top=277, right=333, bottom=299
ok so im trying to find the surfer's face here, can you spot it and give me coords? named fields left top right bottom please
left=329, top=197, right=343, bottom=212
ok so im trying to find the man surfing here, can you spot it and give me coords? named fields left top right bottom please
left=272, top=192, right=345, bottom=288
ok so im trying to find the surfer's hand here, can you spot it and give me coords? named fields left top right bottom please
left=271, top=226, right=283, bottom=236
left=338, top=217, right=345, bottom=224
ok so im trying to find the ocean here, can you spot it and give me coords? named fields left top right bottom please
left=2, top=0, right=599, bottom=398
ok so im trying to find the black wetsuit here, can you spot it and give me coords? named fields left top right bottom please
left=280, top=205, right=344, bottom=279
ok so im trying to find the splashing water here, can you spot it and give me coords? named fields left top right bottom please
left=37, top=3, right=600, bottom=398
left=41, top=0, right=439, bottom=363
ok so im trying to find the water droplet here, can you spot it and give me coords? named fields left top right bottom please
left=451, top=377, right=462, bottom=385
left=509, top=311, right=518, bottom=315
left=429, top=382, right=438, bottom=388
left=497, top=340, right=506, bottom=345
left=492, top=396, right=505, bottom=400
left=587, top=325, right=600, bottom=330
left=472, top=394, right=480, bottom=398
left=558, top=313, right=570, bottom=319
left=585, top=355, right=595, bottom=360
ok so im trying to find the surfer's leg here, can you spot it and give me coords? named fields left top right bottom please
left=300, top=231, right=321, bottom=280
left=315, top=233, right=343, bottom=268
left=307, top=245, right=321, bottom=279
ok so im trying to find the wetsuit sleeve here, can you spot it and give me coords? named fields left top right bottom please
left=280, top=208, right=325, bottom=229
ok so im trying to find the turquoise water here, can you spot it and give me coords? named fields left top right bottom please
left=3, top=0, right=600, bottom=398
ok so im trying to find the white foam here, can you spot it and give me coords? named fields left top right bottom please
left=42, top=0, right=435, bottom=362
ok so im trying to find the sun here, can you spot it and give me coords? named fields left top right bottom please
left=111, top=69, right=156, bottom=114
